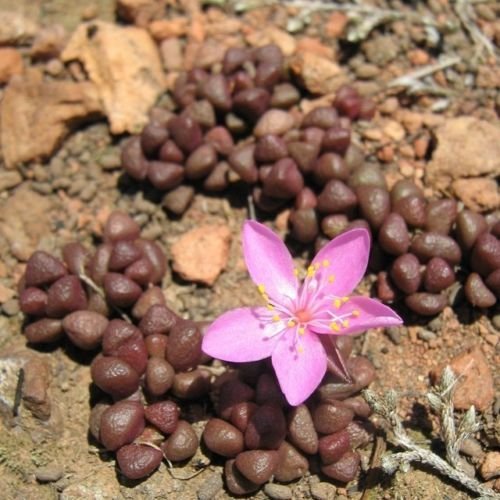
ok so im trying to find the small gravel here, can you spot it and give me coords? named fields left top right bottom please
left=1, top=299, right=19, bottom=316
left=418, top=329, right=437, bottom=341
left=264, top=483, right=293, bottom=499
left=196, top=472, right=223, bottom=500
left=491, top=315, right=500, bottom=331
left=99, top=150, right=121, bottom=170
left=310, top=481, right=337, bottom=500
left=385, top=326, right=403, bottom=345
left=35, top=464, right=64, bottom=483
left=0, top=171, right=23, bottom=191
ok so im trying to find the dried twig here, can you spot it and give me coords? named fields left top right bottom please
left=364, top=367, right=499, bottom=499
left=164, top=457, right=210, bottom=480
left=387, top=56, right=461, bottom=96
left=78, top=270, right=131, bottom=323
left=247, top=194, right=256, bottom=220
left=453, top=0, right=497, bottom=60
left=13, top=368, right=24, bottom=417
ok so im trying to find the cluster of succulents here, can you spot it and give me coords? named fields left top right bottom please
left=120, top=42, right=499, bottom=314
left=365, top=180, right=500, bottom=314
left=120, top=43, right=374, bottom=218
left=19, top=211, right=167, bottom=347
left=18, top=210, right=377, bottom=486
left=89, top=312, right=208, bottom=480
left=202, top=338, right=375, bottom=495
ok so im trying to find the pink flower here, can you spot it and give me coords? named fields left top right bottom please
left=202, top=221, right=402, bottom=406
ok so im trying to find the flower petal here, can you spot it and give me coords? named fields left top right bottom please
left=202, top=307, right=281, bottom=362
left=310, top=228, right=371, bottom=297
left=310, top=295, right=402, bottom=336
left=272, top=330, right=327, bottom=406
left=243, top=220, right=298, bottom=302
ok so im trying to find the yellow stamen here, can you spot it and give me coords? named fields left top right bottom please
left=298, top=327, right=305, bottom=335
left=334, top=299, right=342, bottom=309
left=262, top=293, right=269, bottom=302
left=297, top=345, right=304, bottom=354
left=293, top=268, right=299, bottom=276
left=272, top=315, right=281, bottom=322
left=257, top=284, right=266, bottom=294
left=330, top=322, right=340, bottom=332
left=287, top=320, right=296, bottom=327
left=307, top=265, right=315, bottom=277
left=322, top=259, right=330, bottom=267
left=342, top=296, right=349, bottom=303
left=266, top=303, right=274, bottom=310
left=342, top=319, right=350, bottom=328
left=352, top=309, right=360, bottom=317
left=328, top=275, right=335, bottom=283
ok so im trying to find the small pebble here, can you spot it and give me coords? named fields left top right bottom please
left=197, top=473, right=223, bottom=500
left=385, top=326, right=403, bottom=345
left=460, top=438, right=484, bottom=459
left=427, top=317, right=442, bottom=332
left=493, top=396, right=500, bottom=416
left=417, top=329, right=437, bottom=341
left=35, top=464, right=64, bottom=483
left=264, top=483, right=293, bottom=500
left=310, top=481, right=337, bottom=500
left=99, top=150, right=121, bottom=170
left=2, top=298, right=19, bottom=316
left=492, top=315, right=500, bottom=331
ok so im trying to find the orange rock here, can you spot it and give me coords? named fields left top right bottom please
left=194, top=39, right=226, bottom=69
left=0, top=283, right=15, bottom=303
left=452, top=178, right=499, bottom=212
left=408, top=49, right=430, bottom=66
left=205, top=18, right=242, bottom=37
left=299, top=94, right=335, bottom=115
left=324, top=12, right=348, bottom=38
left=275, top=209, right=290, bottom=232
left=398, top=144, right=415, bottom=159
left=22, top=357, right=52, bottom=420
left=382, top=120, right=406, bottom=142
left=480, top=452, right=500, bottom=481
left=171, top=225, right=232, bottom=286
left=289, top=51, right=348, bottom=95
left=413, top=135, right=429, bottom=159
left=426, top=117, right=500, bottom=192
left=0, top=68, right=102, bottom=168
left=394, top=109, right=423, bottom=133
left=149, top=18, right=188, bottom=40
left=160, top=38, right=183, bottom=71
left=0, top=11, right=38, bottom=45
left=117, top=0, right=166, bottom=26
left=259, top=27, right=296, bottom=56
left=296, top=37, right=335, bottom=59
left=62, top=21, right=164, bottom=135
left=399, top=159, right=415, bottom=177
left=377, top=145, right=394, bottom=163
left=188, top=13, right=205, bottom=43
left=430, top=346, right=494, bottom=411
left=183, top=40, right=202, bottom=71
left=0, top=48, right=24, bottom=84
left=30, top=25, right=67, bottom=59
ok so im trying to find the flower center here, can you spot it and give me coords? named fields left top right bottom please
left=295, top=309, right=312, bottom=324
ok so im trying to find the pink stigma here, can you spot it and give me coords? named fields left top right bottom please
left=295, top=309, right=312, bottom=323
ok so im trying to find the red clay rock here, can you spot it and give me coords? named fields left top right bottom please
left=0, top=48, right=23, bottom=84
left=480, top=451, right=500, bottom=481
left=171, top=224, right=231, bottom=286
left=431, top=346, right=494, bottom=411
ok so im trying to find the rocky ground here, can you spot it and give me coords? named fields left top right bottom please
left=0, top=0, right=499, bottom=499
